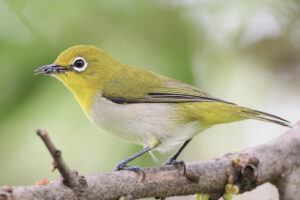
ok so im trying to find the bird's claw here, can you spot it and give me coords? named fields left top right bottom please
left=164, top=159, right=186, bottom=175
left=114, top=164, right=146, bottom=181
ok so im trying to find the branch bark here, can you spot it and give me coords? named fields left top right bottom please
left=1, top=122, right=300, bottom=200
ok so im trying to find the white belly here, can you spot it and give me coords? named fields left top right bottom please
left=89, top=95, right=203, bottom=152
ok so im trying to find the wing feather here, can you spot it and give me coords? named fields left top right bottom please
left=102, top=68, right=233, bottom=105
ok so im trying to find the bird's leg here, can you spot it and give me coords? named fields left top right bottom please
left=163, top=139, right=192, bottom=175
left=114, top=136, right=161, bottom=177
left=114, top=146, right=152, bottom=172
left=164, top=139, right=192, bottom=164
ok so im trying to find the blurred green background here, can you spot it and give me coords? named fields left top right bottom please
left=0, top=0, right=299, bottom=199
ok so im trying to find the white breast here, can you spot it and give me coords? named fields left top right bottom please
left=89, top=95, right=203, bottom=152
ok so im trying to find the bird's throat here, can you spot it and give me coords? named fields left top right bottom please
left=55, top=74, right=100, bottom=116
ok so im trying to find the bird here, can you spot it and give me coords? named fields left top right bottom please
left=35, top=45, right=291, bottom=173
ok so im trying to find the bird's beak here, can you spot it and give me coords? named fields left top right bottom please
left=34, top=64, right=70, bottom=75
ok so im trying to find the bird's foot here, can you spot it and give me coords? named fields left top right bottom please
left=114, top=163, right=146, bottom=180
left=163, top=159, right=186, bottom=176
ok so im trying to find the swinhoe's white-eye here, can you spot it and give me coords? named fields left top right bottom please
left=35, top=45, right=291, bottom=173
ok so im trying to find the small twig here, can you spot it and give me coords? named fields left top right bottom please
left=36, top=129, right=77, bottom=187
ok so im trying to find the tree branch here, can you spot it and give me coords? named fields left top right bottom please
left=1, top=122, right=300, bottom=200
left=36, top=129, right=78, bottom=187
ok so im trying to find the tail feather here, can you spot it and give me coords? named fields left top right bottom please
left=240, top=107, right=292, bottom=128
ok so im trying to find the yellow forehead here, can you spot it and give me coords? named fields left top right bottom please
left=54, top=45, right=107, bottom=66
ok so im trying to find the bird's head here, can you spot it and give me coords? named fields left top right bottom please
left=35, top=45, right=122, bottom=113
left=35, top=45, right=120, bottom=93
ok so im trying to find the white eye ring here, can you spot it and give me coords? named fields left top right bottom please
left=72, top=57, right=88, bottom=72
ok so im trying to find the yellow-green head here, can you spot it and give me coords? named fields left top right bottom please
left=35, top=45, right=121, bottom=114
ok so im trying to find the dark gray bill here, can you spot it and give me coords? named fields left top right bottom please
left=34, top=64, right=70, bottom=75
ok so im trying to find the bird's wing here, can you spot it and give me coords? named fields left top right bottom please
left=102, top=66, right=291, bottom=127
left=102, top=66, right=234, bottom=105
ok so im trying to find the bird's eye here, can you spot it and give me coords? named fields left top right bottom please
left=72, top=57, right=88, bottom=72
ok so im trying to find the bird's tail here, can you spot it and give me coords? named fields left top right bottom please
left=239, top=107, right=292, bottom=128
